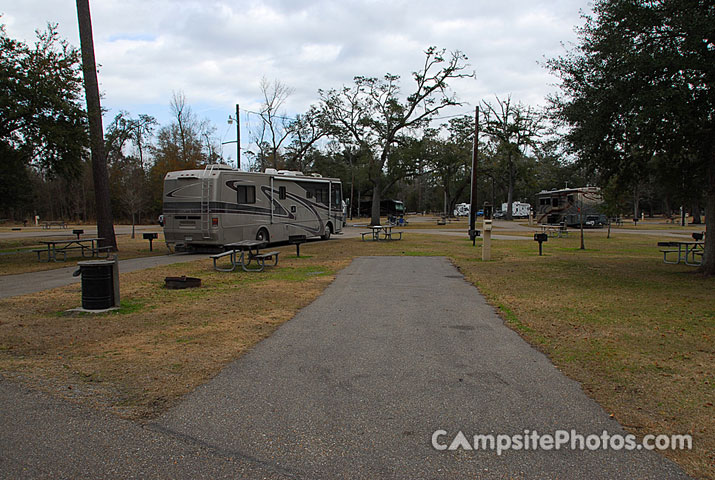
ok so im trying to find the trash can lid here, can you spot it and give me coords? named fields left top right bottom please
left=77, top=259, right=117, bottom=267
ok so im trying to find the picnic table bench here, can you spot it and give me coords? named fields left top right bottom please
left=539, top=224, right=568, bottom=238
left=361, top=225, right=403, bottom=241
left=210, top=240, right=278, bottom=272
left=34, top=237, right=109, bottom=262
left=42, top=221, right=67, bottom=229
left=657, top=240, right=704, bottom=266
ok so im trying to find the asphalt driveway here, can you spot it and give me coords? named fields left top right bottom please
left=0, top=256, right=689, bottom=479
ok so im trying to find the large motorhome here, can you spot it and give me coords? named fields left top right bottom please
left=535, top=186, right=606, bottom=226
left=162, top=165, right=343, bottom=249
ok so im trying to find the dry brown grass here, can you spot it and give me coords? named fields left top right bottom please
left=0, top=230, right=712, bottom=477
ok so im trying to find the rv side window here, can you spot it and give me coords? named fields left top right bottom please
left=552, top=197, right=559, bottom=207
left=567, top=195, right=575, bottom=204
left=237, top=185, right=256, bottom=204
left=279, top=186, right=286, bottom=200
left=306, top=189, right=313, bottom=199
left=316, top=186, right=328, bottom=205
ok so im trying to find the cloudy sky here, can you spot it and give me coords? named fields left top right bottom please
left=1, top=0, right=592, bottom=164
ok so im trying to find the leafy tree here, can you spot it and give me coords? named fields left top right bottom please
left=0, top=23, right=87, bottom=218
left=284, top=105, right=329, bottom=172
left=319, top=47, right=473, bottom=225
left=547, top=0, right=715, bottom=274
left=481, top=96, right=544, bottom=220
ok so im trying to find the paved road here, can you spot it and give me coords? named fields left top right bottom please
left=0, top=378, right=290, bottom=479
left=0, top=224, right=160, bottom=240
left=0, top=253, right=207, bottom=300
left=0, top=256, right=688, bottom=478
left=153, top=256, right=686, bottom=479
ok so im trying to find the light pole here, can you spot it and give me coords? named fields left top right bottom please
left=224, top=104, right=240, bottom=170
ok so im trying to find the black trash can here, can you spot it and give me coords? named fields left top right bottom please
left=74, top=259, right=120, bottom=310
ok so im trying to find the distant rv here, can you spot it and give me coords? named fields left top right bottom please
left=501, top=201, right=531, bottom=218
left=454, top=203, right=470, bottom=217
left=536, top=187, right=606, bottom=227
left=162, top=165, right=343, bottom=249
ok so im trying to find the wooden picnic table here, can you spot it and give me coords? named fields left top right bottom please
left=35, top=237, right=107, bottom=262
left=360, top=225, right=403, bottom=241
left=657, top=241, right=704, bottom=266
left=211, top=239, right=280, bottom=272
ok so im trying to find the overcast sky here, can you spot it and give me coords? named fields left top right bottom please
left=1, top=0, right=592, bottom=164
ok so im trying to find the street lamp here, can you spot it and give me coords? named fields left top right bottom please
left=223, top=104, right=240, bottom=170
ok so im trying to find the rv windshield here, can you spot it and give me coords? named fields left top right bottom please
left=332, top=184, right=342, bottom=207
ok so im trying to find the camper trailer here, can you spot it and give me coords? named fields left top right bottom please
left=454, top=203, right=470, bottom=217
left=501, top=201, right=531, bottom=218
left=535, top=187, right=606, bottom=227
left=162, top=165, right=343, bottom=249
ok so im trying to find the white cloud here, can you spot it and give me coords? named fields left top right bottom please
left=0, top=0, right=591, bottom=156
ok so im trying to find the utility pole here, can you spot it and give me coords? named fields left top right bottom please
left=224, top=104, right=241, bottom=170
left=469, top=106, right=479, bottom=245
left=236, top=104, right=241, bottom=170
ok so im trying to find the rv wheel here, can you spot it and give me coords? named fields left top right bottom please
left=256, top=228, right=269, bottom=243
left=321, top=223, right=332, bottom=240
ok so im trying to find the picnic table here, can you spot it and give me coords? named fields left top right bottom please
left=34, top=237, right=108, bottom=262
left=42, top=221, right=67, bottom=229
left=657, top=241, right=704, bottom=266
left=360, top=225, right=403, bottom=241
left=539, top=224, right=568, bottom=238
left=210, top=239, right=279, bottom=272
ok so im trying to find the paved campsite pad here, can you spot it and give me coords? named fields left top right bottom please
left=153, top=256, right=686, bottom=479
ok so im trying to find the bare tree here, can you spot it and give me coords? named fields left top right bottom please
left=255, top=77, right=294, bottom=170
left=320, top=47, right=473, bottom=225
left=76, top=0, right=117, bottom=250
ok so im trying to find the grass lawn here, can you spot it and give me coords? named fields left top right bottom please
left=0, top=230, right=712, bottom=477
left=0, top=232, right=167, bottom=276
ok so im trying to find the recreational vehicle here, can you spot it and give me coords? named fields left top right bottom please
left=162, top=165, right=343, bottom=249
left=535, top=187, right=606, bottom=227
left=454, top=203, right=470, bottom=217
left=501, top=201, right=531, bottom=218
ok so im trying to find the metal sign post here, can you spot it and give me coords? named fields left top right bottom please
left=468, top=106, right=479, bottom=245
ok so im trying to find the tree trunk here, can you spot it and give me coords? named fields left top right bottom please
left=633, top=185, right=640, bottom=220
left=370, top=182, right=381, bottom=226
left=506, top=157, right=514, bottom=221
left=76, top=0, right=117, bottom=251
left=699, top=160, right=714, bottom=276
left=131, top=212, right=135, bottom=239
left=691, top=203, right=702, bottom=224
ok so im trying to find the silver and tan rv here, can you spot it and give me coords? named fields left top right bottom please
left=162, top=165, right=343, bottom=249
left=535, top=186, right=606, bottom=226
